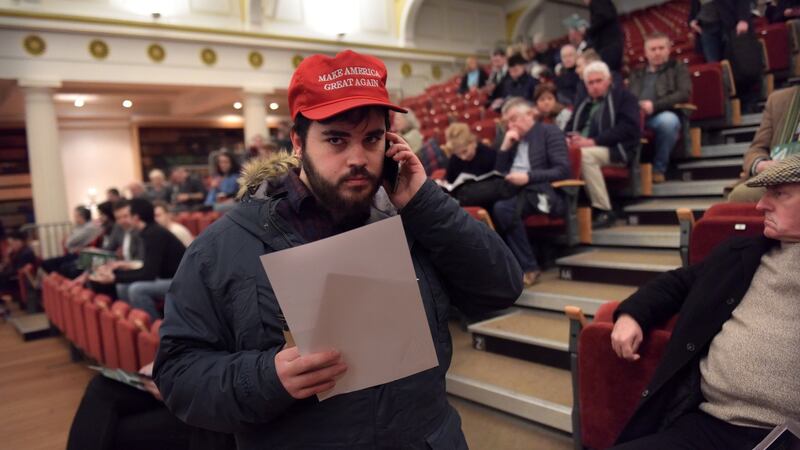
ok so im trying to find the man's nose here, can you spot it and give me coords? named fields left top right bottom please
left=346, top=144, right=369, bottom=166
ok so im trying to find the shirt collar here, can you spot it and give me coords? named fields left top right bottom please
left=284, top=169, right=316, bottom=214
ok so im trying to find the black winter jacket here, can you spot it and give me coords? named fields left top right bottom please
left=614, top=236, right=778, bottom=444
left=153, top=159, right=522, bottom=449
left=494, top=122, right=571, bottom=216
left=565, top=87, right=642, bottom=164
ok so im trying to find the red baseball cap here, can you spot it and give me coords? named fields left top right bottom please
left=288, top=50, right=407, bottom=120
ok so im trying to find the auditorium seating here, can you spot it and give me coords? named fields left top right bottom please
left=174, top=210, right=224, bottom=237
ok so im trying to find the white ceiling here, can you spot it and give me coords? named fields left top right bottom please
left=0, top=80, right=291, bottom=123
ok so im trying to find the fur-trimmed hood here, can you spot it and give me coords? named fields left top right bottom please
left=236, top=152, right=300, bottom=201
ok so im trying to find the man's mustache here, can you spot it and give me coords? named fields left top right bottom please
left=338, top=166, right=378, bottom=185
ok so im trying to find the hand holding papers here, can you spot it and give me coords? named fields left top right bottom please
left=260, top=216, right=439, bottom=401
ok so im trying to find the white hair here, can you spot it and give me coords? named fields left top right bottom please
left=148, top=168, right=165, bottom=180
left=583, top=60, right=611, bottom=80
left=501, top=97, right=534, bottom=116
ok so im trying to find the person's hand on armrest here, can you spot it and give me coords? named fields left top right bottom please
left=611, top=314, right=643, bottom=361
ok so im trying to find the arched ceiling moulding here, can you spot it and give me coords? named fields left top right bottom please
left=399, top=0, right=425, bottom=47
left=512, top=0, right=544, bottom=43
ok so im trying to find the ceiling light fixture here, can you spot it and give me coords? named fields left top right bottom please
left=74, top=98, right=85, bottom=107
left=269, top=102, right=279, bottom=110
left=233, top=101, right=243, bottom=110
left=122, top=99, right=133, bottom=108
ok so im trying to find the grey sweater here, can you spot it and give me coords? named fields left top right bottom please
left=699, top=242, right=800, bottom=428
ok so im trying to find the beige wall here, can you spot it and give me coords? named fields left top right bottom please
left=59, top=121, right=137, bottom=213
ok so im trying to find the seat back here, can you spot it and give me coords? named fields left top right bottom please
left=703, top=202, right=763, bottom=218
left=62, top=285, right=82, bottom=344
left=688, top=63, right=726, bottom=121
left=69, top=289, right=93, bottom=351
left=83, top=294, right=111, bottom=363
left=689, top=215, right=765, bottom=264
left=758, top=23, right=791, bottom=72
left=116, top=309, right=152, bottom=372
left=99, top=300, right=130, bottom=369
left=471, top=119, right=497, bottom=145
left=137, top=319, right=162, bottom=367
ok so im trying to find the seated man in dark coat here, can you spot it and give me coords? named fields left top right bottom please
left=565, top=60, right=641, bottom=229
left=493, top=97, right=570, bottom=286
left=489, top=53, right=539, bottom=111
left=609, top=155, right=800, bottom=450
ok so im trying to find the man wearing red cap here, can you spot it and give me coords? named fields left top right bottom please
left=154, top=50, right=523, bottom=449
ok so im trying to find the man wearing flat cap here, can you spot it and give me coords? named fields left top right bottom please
left=154, top=49, right=522, bottom=449
left=607, top=155, right=800, bottom=450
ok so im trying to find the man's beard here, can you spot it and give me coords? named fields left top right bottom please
left=302, top=153, right=380, bottom=226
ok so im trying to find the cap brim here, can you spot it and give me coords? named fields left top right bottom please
left=298, top=96, right=407, bottom=120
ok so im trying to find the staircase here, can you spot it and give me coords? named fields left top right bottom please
left=444, top=112, right=760, bottom=437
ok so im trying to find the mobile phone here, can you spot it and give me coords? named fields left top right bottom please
left=382, top=136, right=399, bottom=193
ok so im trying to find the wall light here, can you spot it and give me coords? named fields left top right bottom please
left=233, top=101, right=243, bottom=110
left=269, top=102, right=279, bottom=110
left=74, top=98, right=85, bottom=107
left=122, top=99, right=133, bottom=108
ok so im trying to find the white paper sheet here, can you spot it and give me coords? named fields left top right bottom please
left=260, top=215, right=439, bottom=400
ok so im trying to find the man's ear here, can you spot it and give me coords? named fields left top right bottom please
left=290, top=130, right=303, bottom=159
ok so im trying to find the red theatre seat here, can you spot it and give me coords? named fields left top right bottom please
left=83, top=294, right=112, bottom=363
left=573, top=301, right=675, bottom=450
left=100, top=301, right=131, bottom=369
left=116, top=309, right=152, bottom=372
left=758, top=23, right=790, bottom=72
left=137, top=319, right=162, bottom=368
left=471, top=119, right=497, bottom=144
left=69, top=289, right=93, bottom=351
left=688, top=63, right=726, bottom=122
left=62, top=285, right=83, bottom=345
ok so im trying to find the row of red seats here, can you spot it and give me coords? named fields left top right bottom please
left=41, top=273, right=160, bottom=372
left=174, top=210, right=222, bottom=237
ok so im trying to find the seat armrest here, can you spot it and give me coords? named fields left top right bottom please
left=551, top=179, right=586, bottom=189
left=673, top=102, right=697, bottom=111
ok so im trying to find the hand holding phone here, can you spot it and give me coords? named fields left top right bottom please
left=382, top=135, right=400, bottom=193
left=383, top=132, right=426, bottom=209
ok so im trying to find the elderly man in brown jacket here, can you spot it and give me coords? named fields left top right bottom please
left=729, top=86, right=800, bottom=202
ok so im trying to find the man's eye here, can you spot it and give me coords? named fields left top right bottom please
left=327, top=137, right=345, bottom=145
left=365, top=136, right=381, bottom=145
